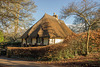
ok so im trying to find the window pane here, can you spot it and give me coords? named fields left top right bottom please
left=37, top=38, right=42, bottom=43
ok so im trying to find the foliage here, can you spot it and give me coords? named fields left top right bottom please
left=61, top=0, right=100, bottom=55
left=64, top=28, right=100, bottom=56
left=0, top=42, right=21, bottom=47
left=78, top=29, right=100, bottom=52
left=0, top=31, right=4, bottom=43
left=7, top=44, right=68, bottom=61
left=0, top=0, right=37, bottom=42
left=0, top=0, right=37, bottom=25
left=38, top=53, right=100, bottom=67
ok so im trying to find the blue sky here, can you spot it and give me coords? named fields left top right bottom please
left=33, top=0, right=100, bottom=24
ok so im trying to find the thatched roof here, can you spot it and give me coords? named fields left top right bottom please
left=21, top=13, right=74, bottom=38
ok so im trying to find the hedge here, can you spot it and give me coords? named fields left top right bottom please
left=0, top=42, right=21, bottom=47
left=7, top=43, right=67, bottom=61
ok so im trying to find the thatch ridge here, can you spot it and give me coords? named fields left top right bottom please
left=21, top=13, right=74, bottom=38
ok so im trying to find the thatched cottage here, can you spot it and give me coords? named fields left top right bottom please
left=21, top=13, right=74, bottom=45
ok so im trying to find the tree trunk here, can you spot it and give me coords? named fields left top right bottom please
left=86, top=26, right=91, bottom=55
left=14, top=5, right=20, bottom=42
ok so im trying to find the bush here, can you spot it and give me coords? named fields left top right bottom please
left=5, top=42, right=21, bottom=47
left=0, top=31, right=4, bottom=43
left=0, top=42, right=21, bottom=47
left=1, top=50, right=6, bottom=56
left=62, top=28, right=100, bottom=57
left=7, top=44, right=68, bottom=61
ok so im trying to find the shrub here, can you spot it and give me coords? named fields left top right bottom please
left=7, top=44, right=68, bottom=61
left=0, top=42, right=21, bottom=47
left=0, top=31, right=4, bottom=43
left=63, top=28, right=100, bottom=56
left=5, top=42, right=21, bottom=47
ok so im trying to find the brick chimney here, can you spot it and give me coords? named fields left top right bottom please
left=53, top=13, right=58, bottom=19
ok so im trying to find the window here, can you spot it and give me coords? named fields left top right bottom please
left=27, top=38, right=31, bottom=43
left=37, top=38, right=42, bottom=43
left=50, top=39, right=55, bottom=44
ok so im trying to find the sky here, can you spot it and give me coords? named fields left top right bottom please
left=33, top=0, right=100, bottom=25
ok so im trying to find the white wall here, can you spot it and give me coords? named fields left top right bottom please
left=55, top=39, right=64, bottom=44
left=23, top=39, right=26, bottom=44
left=23, top=38, right=64, bottom=45
left=49, top=38, right=64, bottom=44
left=44, top=38, right=48, bottom=45
left=32, top=38, right=36, bottom=45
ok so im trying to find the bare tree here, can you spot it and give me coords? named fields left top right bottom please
left=74, top=16, right=88, bottom=31
left=61, top=0, right=100, bottom=55
left=0, top=0, right=37, bottom=42
left=74, top=8, right=100, bottom=30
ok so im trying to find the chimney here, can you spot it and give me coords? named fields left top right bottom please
left=53, top=13, right=58, bottom=19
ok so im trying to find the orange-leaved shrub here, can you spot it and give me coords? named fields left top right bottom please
left=64, top=28, right=100, bottom=56
left=7, top=43, right=67, bottom=61
left=78, top=28, right=100, bottom=52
